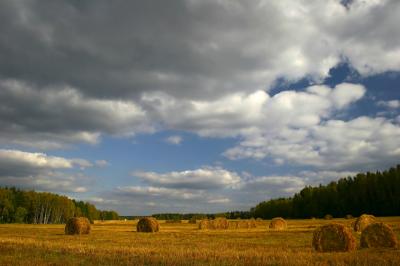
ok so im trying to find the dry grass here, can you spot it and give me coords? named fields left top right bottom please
left=0, top=217, right=399, bottom=265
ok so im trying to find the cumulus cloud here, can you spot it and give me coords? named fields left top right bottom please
left=242, top=176, right=306, bottom=194
left=0, top=79, right=152, bottom=148
left=98, top=166, right=242, bottom=213
left=0, top=0, right=399, bottom=101
left=378, top=100, right=400, bottom=109
left=0, top=0, right=398, bottom=153
left=225, top=116, right=400, bottom=171
left=0, top=0, right=400, bottom=214
left=0, top=149, right=90, bottom=176
left=96, top=168, right=360, bottom=214
left=141, top=83, right=365, bottom=138
left=116, top=186, right=204, bottom=200
left=134, top=167, right=241, bottom=190
left=164, top=135, right=183, bottom=145
left=95, top=160, right=109, bottom=167
left=0, top=149, right=93, bottom=193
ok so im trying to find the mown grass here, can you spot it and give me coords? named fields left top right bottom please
left=0, top=217, right=399, bottom=265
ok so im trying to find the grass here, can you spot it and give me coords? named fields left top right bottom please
left=0, top=217, right=399, bottom=265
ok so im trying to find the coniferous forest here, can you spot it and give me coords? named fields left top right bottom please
left=251, top=165, right=400, bottom=219
left=0, top=188, right=119, bottom=224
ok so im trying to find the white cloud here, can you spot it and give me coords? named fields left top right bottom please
left=95, top=160, right=109, bottom=167
left=116, top=186, right=204, bottom=200
left=134, top=167, right=241, bottom=190
left=142, top=83, right=365, bottom=139
left=378, top=100, right=400, bottom=109
left=326, top=83, right=366, bottom=109
left=0, top=149, right=73, bottom=171
left=0, top=0, right=400, bottom=214
left=0, top=149, right=94, bottom=193
left=241, top=175, right=306, bottom=195
left=165, top=135, right=183, bottom=145
left=0, top=1, right=399, bottom=161
left=225, top=116, right=400, bottom=171
left=207, top=198, right=230, bottom=204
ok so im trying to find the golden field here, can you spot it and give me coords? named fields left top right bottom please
left=0, top=217, right=399, bottom=266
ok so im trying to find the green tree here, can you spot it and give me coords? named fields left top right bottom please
left=14, top=207, right=28, bottom=223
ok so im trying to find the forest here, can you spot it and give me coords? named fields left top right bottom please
left=251, top=165, right=400, bottom=219
left=152, top=165, right=400, bottom=220
left=0, top=187, right=119, bottom=224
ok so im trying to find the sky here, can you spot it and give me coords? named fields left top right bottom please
left=0, top=0, right=399, bottom=215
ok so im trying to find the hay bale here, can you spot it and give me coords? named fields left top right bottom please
left=324, top=214, right=333, bottom=220
left=229, top=220, right=239, bottom=229
left=137, top=217, right=159, bottom=232
left=198, top=219, right=210, bottom=230
left=360, top=222, right=398, bottom=248
left=345, top=214, right=353, bottom=219
left=188, top=217, right=197, bottom=224
left=228, top=219, right=257, bottom=229
left=65, top=217, right=91, bottom=235
left=211, top=217, right=229, bottom=229
left=199, top=218, right=229, bottom=230
left=312, top=223, right=356, bottom=252
left=354, top=214, right=376, bottom=232
left=269, top=217, right=287, bottom=230
left=249, top=218, right=257, bottom=228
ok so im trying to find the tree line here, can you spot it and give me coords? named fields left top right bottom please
left=251, top=165, right=400, bottom=219
left=152, top=211, right=253, bottom=220
left=0, top=187, right=119, bottom=224
left=151, top=165, right=400, bottom=220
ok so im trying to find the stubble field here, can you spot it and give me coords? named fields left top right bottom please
left=0, top=217, right=399, bottom=265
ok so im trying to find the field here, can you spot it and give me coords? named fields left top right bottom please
left=0, top=217, right=399, bottom=266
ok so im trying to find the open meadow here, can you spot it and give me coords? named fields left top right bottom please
left=0, top=217, right=399, bottom=265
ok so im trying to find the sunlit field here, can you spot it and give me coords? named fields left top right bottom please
left=0, top=217, right=399, bottom=265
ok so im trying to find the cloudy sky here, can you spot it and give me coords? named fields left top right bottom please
left=1, top=0, right=400, bottom=215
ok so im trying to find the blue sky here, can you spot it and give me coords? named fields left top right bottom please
left=0, top=0, right=399, bottom=215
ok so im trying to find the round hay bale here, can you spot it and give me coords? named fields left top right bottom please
left=198, top=219, right=210, bottom=230
left=65, top=217, right=91, bottom=235
left=269, top=217, right=287, bottom=230
left=248, top=218, right=257, bottom=228
left=211, top=217, right=229, bottom=229
left=312, top=223, right=356, bottom=252
left=360, top=222, right=398, bottom=248
left=237, top=220, right=250, bottom=229
left=354, top=214, right=376, bottom=232
left=345, top=214, right=353, bottom=220
left=188, top=217, right=197, bottom=224
left=324, top=214, right=333, bottom=220
left=229, top=220, right=239, bottom=229
left=137, top=217, right=159, bottom=232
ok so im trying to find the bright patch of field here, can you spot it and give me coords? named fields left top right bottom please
left=0, top=217, right=399, bottom=265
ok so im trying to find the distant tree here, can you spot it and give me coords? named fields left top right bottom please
left=0, top=187, right=119, bottom=224
left=251, top=165, right=400, bottom=219
left=14, top=207, right=27, bottom=223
